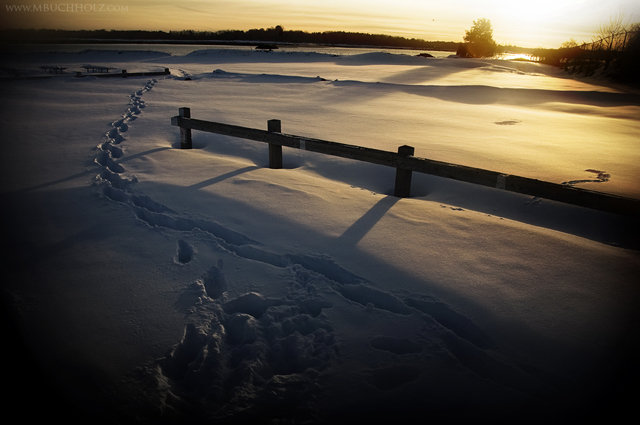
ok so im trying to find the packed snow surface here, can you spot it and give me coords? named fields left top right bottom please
left=1, top=48, right=639, bottom=424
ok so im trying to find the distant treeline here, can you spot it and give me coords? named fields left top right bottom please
left=0, top=27, right=461, bottom=51
left=531, top=29, right=640, bottom=82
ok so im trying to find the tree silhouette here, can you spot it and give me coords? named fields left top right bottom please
left=458, top=18, right=497, bottom=58
left=611, top=22, right=640, bottom=82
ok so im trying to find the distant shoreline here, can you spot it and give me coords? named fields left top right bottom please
left=0, top=38, right=459, bottom=53
left=0, top=28, right=502, bottom=52
left=0, top=28, right=539, bottom=54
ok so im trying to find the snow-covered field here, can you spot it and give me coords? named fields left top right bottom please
left=1, top=48, right=639, bottom=424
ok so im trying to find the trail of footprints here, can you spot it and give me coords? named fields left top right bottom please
left=95, top=79, right=155, bottom=190
left=95, top=79, right=262, bottom=253
left=94, top=79, right=559, bottom=422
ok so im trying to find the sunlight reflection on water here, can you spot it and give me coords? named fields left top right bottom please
left=494, top=52, right=536, bottom=61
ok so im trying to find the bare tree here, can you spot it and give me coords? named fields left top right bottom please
left=595, top=11, right=631, bottom=51
left=560, top=38, right=579, bottom=49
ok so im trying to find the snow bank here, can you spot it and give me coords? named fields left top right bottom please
left=1, top=48, right=639, bottom=424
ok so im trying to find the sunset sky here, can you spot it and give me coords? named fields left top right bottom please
left=1, top=0, right=639, bottom=48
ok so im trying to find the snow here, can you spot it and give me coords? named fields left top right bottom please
left=1, top=47, right=639, bottom=424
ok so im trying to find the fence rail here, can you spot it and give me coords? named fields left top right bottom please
left=171, top=108, right=640, bottom=217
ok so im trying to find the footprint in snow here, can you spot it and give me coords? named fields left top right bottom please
left=562, top=169, right=611, bottom=186
left=95, top=150, right=124, bottom=173
left=494, top=119, right=521, bottom=125
left=99, top=142, right=123, bottom=159
left=174, top=239, right=194, bottom=264
left=200, top=259, right=227, bottom=299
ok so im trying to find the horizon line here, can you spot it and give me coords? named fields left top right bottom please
left=0, top=27, right=554, bottom=50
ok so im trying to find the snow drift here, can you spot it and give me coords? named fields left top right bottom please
left=1, top=48, right=639, bottom=424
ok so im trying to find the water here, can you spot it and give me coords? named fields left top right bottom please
left=0, top=42, right=456, bottom=59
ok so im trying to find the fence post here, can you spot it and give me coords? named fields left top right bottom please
left=267, top=119, right=283, bottom=169
left=179, top=107, right=192, bottom=149
left=394, top=145, right=415, bottom=198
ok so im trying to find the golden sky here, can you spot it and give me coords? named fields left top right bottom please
left=1, top=0, right=639, bottom=47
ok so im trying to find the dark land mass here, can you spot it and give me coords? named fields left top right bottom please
left=0, top=27, right=533, bottom=54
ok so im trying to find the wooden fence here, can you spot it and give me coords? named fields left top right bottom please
left=533, top=29, right=639, bottom=77
left=171, top=108, right=640, bottom=217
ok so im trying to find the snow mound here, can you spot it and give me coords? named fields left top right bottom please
left=165, top=48, right=336, bottom=65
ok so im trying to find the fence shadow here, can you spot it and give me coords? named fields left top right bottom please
left=188, top=166, right=259, bottom=190
left=336, top=196, right=399, bottom=246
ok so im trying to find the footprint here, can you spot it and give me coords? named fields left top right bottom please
left=131, top=206, right=258, bottom=247
left=101, top=184, right=129, bottom=203
left=175, top=239, right=194, bottom=264
left=95, top=151, right=124, bottom=173
left=99, top=142, right=123, bottom=158
left=224, top=313, right=260, bottom=345
left=162, top=322, right=210, bottom=380
left=106, top=128, right=125, bottom=144
left=96, top=169, right=135, bottom=190
left=562, top=169, right=611, bottom=186
left=200, top=259, right=227, bottom=299
left=223, top=292, right=281, bottom=318
left=337, top=284, right=412, bottom=315
left=286, top=254, right=366, bottom=286
left=131, top=194, right=175, bottom=214
left=494, top=119, right=521, bottom=125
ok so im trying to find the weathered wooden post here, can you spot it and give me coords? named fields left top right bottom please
left=267, top=119, right=283, bottom=169
left=394, top=145, right=415, bottom=198
left=179, top=107, right=192, bottom=149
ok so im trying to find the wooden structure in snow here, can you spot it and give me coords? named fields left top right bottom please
left=171, top=107, right=640, bottom=216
